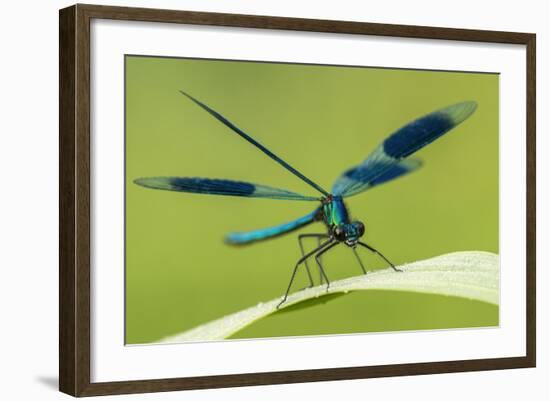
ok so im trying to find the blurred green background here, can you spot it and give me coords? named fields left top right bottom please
left=125, top=56, right=499, bottom=344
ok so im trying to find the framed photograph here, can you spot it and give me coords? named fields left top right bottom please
left=59, top=4, right=536, bottom=397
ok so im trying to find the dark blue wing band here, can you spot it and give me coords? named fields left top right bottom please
left=370, top=159, right=423, bottom=186
left=332, top=101, right=477, bottom=197
left=383, top=102, right=477, bottom=158
left=332, top=158, right=422, bottom=197
left=134, top=177, right=319, bottom=201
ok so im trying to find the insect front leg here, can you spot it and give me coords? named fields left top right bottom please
left=352, top=247, right=368, bottom=275
left=357, top=241, right=402, bottom=272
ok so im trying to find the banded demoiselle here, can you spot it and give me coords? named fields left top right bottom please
left=135, top=92, right=477, bottom=307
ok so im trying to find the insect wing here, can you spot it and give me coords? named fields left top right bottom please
left=180, top=91, right=330, bottom=196
left=134, top=177, right=319, bottom=201
left=332, top=158, right=422, bottom=197
left=332, top=101, right=477, bottom=197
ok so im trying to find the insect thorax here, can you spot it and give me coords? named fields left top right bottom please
left=321, top=195, right=365, bottom=245
left=321, top=195, right=349, bottom=226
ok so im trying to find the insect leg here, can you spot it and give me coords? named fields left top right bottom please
left=297, top=236, right=314, bottom=287
left=317, top=237, right=324, bottom=284
left=298, top=233, right=330, bottom=287
left=352, top=247, right=368, bottom=275
left=278, top=238, right=334, bottom=309
left=357, top=241, right=402, bottom=272
left=314, top=241, right=340, bottom=291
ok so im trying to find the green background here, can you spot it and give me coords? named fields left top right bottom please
left=125, top=56, right=499, bottom=344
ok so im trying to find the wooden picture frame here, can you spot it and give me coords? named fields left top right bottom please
left=59, top=3, right=536, bottom=397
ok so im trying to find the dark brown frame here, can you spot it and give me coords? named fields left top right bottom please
left=59, top=3, right=536, bottom=397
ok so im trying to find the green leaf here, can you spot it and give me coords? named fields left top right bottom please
left=158, top=251, right=498, bottom=343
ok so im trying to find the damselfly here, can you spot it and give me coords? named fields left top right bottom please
left=135, top=92, right=477, bottom=307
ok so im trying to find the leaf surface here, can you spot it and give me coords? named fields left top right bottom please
left=159, top=251, right=498, bottom=343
